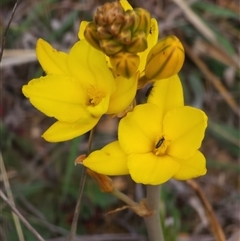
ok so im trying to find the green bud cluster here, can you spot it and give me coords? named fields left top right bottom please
left=84, top=1, right=152, bottom=78
left=84, top=1, right=151, bottom=56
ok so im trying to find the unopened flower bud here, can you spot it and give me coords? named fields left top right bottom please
left=108, top=23, right=122, bottom=36
left=144, top=35, right=185, bottom=80
left=134, top=8, right=151, bottom=35
left=99, top=38, right=123, bottom=55
left=123, top=10, right=139, bottom=33
left=84, top=22, right=101, bottom=51
left=125, top=30, right=147, bottom=53
left=116, top=29, right=132, bottom=44
left=94, top=1, right=124, bottom=26
left=110, top=52, right=140, bottom=78
left=97, top=26, right=112, bottom=39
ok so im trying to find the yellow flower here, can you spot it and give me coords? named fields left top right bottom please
left=83, top=75, right=208, bottom=185
left=22, top=38, right=117, bottom=142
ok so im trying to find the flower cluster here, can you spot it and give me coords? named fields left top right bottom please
left=22, top=0, right=207, bottom=185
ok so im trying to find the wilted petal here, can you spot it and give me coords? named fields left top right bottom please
left=128, top=153, right=180, bottom=185
left=172, top=151, right=206, bottom=180
left=164, top=107, right=208, bottom=159
left=22, top=75, right=87, bottom=122
left=42, top=118, right=99, bottom=142
left=119, top=104, right=163, bottom=154
left=36, top=38, right=69, bottom=75
left=83, top=141, right=129, bottom=175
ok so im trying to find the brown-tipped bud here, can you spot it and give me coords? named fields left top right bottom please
left=84, top=22, right=101, bottom=51
left=144, top=35, right=185, bottom=80
left=110, top=52, right=140, bottom=78
left=97, top=26, right=112, bottom=39
left=116, top=29, right=132, bottom=44
left=125, top=30, right=147, bottom=53
left=134, top=8, right=151, bottom=35
left=87, top=169, right=114, bottom=193
left=99, top=38, right=123, bottom=55
left=94, top=1, right=125, bottom=26
left=108, top=23, right=122, bottom=36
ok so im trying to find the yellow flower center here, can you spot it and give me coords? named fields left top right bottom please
left=153, top=136, right=171, bottom=156
left=86, top=86, right=105, bottom=106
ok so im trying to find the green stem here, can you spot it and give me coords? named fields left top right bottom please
left=112, top=188, right=138, bottom=206
left=144, top=185, right=165, bottom=241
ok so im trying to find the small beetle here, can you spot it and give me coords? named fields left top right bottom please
left=145, top=85, right=153, bottom=98
left=155, top=137, right=165, bottom=148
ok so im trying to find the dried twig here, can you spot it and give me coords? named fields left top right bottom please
left=0, top=0, right=20, bottom=63
left=69, top=129, right=94, bottom=241
left=187, top=180, right=226, bottom=241
left=0, top=189, right=45, bottom=241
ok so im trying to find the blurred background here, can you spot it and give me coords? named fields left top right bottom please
left=1, top=0, right=239, bottom=240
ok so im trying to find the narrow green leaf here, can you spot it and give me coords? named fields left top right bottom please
left=192, top=2, right=238, bottom=19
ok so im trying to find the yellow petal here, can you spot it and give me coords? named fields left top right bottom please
left=22, top=75, right=87, bottom=122
left=164, top=107, right=208, bottom=159
left=86, top=93, right=111, bottom=118
left=128, top=153, right=180, bottom=185
left=172, top=151, right=207, bottom=180
left=83, top=141, right=129, bottom=175
left=119, top=104, right=163, bottom=154
left=147, top=75, right=184, bottom=115
left=42, top=119, right=99, bottom=142
left=36, top=38, right=69, bottom=75
left=138, top=18, right=159, bottom=75
left=68, top=40, right=115, bottom=93
left=107, top=73, right=138, bottom=114
left=78, top=21, right=89, bottom=40
left=120, top=0, right=133, bottom=10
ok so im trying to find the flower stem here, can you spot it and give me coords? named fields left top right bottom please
left=112, top=188, right=138, bottom=206
left=144, top=185, right=165, bottom=241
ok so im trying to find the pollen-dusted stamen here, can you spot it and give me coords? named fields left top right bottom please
left=86, top=86, right=105, bottom=106
left=154, top=137, right=171, bottom=156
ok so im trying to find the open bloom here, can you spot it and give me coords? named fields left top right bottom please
left=83, top=75, right=208, bottom=185
left=22, top=39, right=137, bottom=142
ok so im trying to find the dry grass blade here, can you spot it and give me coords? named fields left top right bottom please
left=187, top=180, right=226, bottom=241
left=172, top=0, right=217, bottom=44
left=0, top=0, right=20, bottom=63
left=0, top=189, right=45, bottom=241
left=1, top=49, right=36, bottom=68
left=0, top=153, right=25, bottom=241
left=172, top=0, right=239, bottom=67
left=183, top=41, right=240, bottom=117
